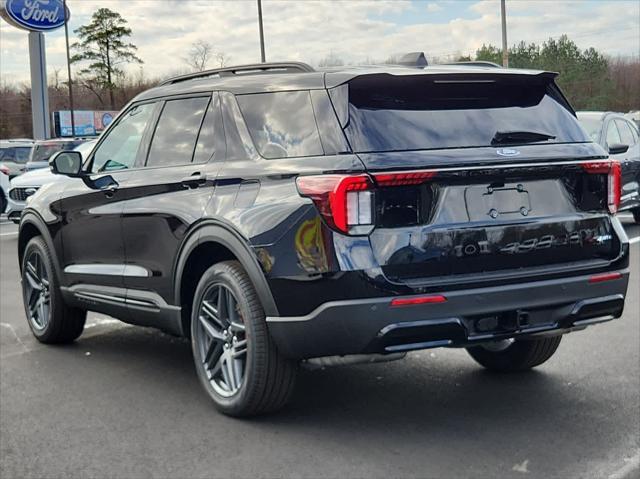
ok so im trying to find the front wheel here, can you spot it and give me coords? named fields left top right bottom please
left=466, top=336, right=562, bottom=372
left=191, top=260, right=297, bottom=416
left=21, top=236, right=86, bottom=343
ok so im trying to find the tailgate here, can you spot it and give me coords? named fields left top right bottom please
left=365, top=158, right=622, bottom=283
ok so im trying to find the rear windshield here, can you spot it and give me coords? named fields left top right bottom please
left=338, top=74, right=589, bottom=153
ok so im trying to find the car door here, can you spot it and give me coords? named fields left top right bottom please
left=615, top=119, right=640, bottom=209
left=118, top=93, right=225, bottom=320
left=58, top=101, right=158, bottom=315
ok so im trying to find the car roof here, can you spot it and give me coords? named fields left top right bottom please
left=577, top=111, right=628, bottom=121
left=0, top=139, right=34, bottom=147
left=134, top=63, right=558, bottom=102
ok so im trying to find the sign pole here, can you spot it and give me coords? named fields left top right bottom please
left=28, top=31, right=51, bottom=139
left=63, top=0, right=75, bottom=137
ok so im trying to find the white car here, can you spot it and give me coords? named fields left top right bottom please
left=6, top=140, right=97, bottom=223
left=0, top=163, right=10, bottom=214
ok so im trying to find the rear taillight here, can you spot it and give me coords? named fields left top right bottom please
left=296, top=174, right=375, bottom=235
left=296, top=170, right=437, bottom=235
left=582, top=160, right=621, bottom=214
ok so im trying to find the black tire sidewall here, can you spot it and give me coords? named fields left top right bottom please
left=190, top=263, right=263, bottom=415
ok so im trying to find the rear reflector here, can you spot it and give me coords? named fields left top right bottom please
left=588, top=272, right=622, bottom=284
left=390, top=295, right=447, bottom=307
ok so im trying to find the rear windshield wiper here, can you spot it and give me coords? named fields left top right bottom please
left=491, top=130, right=556, bottom=145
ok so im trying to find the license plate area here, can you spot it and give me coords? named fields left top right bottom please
left=464, top=184, right=532, bottom=220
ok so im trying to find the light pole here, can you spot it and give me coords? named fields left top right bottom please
left=257, top=0, right=266, bottom=62
left=63, top=0, right=75, bottom=137
left=500, top=0, right=509, bottom=67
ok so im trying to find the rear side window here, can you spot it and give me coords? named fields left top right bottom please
left=147, top=97, right=210, bottom=167
left=236, top=91, right=323, bottom=159
left=615, top=120, right=636, bottom=146
left=338, top=75, right=590, bottom=153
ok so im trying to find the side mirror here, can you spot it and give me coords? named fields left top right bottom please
left=50, top=151, right=83, bottom=177
left=608, top=143, right=629, bottom=155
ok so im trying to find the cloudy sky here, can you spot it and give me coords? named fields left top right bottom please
left=1, top=0, right=639, bottom=84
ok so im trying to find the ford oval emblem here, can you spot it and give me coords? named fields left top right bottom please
left=1, top=0, right=69, bottom=32
left=496, top=148, right=521, bottom=157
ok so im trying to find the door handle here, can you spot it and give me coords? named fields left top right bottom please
left=181, top=172, right=207, bottom=188
left=103, top=184, right=118, bottom=198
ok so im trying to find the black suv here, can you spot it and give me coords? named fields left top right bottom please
left=18, top=61, right=630, bottom=416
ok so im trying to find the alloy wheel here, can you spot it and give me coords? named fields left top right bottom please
left=195, top=284, right=247, bottom=397
left=23, top=250, right=51, bottom=331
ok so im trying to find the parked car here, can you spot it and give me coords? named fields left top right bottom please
left=18, top=61, right=630, bottom=416
left=0, top=163, right=10, bottom=214
left=0, top=139, right=34, bottom=178
left=23, top=138, right=88, bottom=172
left=577, top=111, right=640, bottom=222
left=6, top=140, right=97, bottom=223
left=626, top=111, right=640, bottom=130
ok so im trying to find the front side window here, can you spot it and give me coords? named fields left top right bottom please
left=91, top=103, right=155, bottom=173
left=606, top=121, right=622, bottom=146
left=146, top=97, right=210, bottom=168
left=236, top=91, right=324, bottom=159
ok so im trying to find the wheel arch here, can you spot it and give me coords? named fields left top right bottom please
left=174, top=221, right=279, bottom=336
left=18, top=211, right=62, bottom=279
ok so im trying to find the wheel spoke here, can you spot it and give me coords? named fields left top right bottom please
left=201, top=300, right=225, bottom=329
left=232, top=339, right=247, bottom=358
left=203, top=338, right=222, bottom=367
left=219, top=354, right=233, bottom=391
left=198, top=314, right=224, bottom=341
left=217, top=286, right=229, bottom=323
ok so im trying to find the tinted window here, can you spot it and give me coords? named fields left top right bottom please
left=236, top=91, right=323, bottom=159
left=147, top=97, right=210, bottom=167
left=193, top=94, right=222, bottom=163
left=615, top=120, right=635, bottom=146
left=220, top=91, right=257, bottom=161
left=341, top=75, right=590, bottom=153
left=92, top=103, right=155, bottom=172
left=606, top=121, right=622, bottom=146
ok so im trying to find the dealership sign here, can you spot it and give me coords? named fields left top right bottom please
left=1, top=0, right=69, bottom=32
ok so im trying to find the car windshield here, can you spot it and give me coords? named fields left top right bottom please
left=338, top=75, right=590, bottom=153
left=0, top=146, right=32, bottom=163
left=577, top=117, right=603, bottom=142
left=30, top=142, right=82, bottom=162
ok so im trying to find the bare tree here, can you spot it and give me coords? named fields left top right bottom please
left=185, top=40, right=213, bottom=72
left=215, top=51, right=231, bottom=68
left=318, top=51, right=344, bottom=67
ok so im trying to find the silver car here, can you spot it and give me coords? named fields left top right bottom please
left=6, top=140, right=97, bottom=223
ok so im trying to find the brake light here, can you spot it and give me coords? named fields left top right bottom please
left=582, top=160, right=621, bottom=214
left=296, top=175, right=375, bottom=234
left=297, top=170, right=439, bottom=235
left=373, top=171, right=436, bottom=187
left=390, top=295, right=447, bottom=307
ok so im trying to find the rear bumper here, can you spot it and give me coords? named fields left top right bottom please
left=266, top=271, right=629, bottom=359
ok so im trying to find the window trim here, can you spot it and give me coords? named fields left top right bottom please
left=143, top=93, right=214, bottom=168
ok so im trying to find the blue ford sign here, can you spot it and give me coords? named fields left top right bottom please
left=1, top=0, right=69, bottom=32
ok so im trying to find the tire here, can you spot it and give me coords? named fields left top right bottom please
left=466, top=336, right=562, bottom=372
left=190, top=260, right=297, bottom=416
left=21, top=236, right=86, bottom=343
left=0, top=189, right=6, bottom=215
left=633, top=208, right=640, bottom=224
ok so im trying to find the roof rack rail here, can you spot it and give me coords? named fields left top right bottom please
left=442, top=61, right=502, bottom=68
left=160, top=62, right=316, bottom=86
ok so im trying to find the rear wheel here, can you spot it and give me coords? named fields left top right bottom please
left=191, top=260, right=297, bottom=416
left=466, top=336, right=562, bottom=372
left=21, top=236, right=86, bottom=343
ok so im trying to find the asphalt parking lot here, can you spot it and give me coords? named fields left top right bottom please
left=0, top=215, right=638, bottom=479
